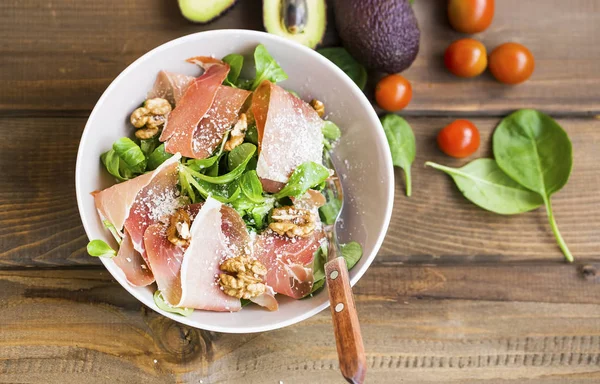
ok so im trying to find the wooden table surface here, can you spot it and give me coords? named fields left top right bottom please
left=1, top=1, right=599, bottom=383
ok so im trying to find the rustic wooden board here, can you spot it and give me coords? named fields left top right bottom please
left=2, top=266, right=600, bottom=384
left=1, top=116, right=597, bottom=268
left=1, top=0, right=599, bottom=115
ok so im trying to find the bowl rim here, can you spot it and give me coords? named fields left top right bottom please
left=75, top=29, right=394, bottom=333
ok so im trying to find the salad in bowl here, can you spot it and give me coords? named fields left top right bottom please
left=76, top=30, right=393, bottom=332
left=87, top=44, right=362, bottom=315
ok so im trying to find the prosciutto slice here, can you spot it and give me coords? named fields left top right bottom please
left=254, top=229, right=325, bottom=299
left=112, top=232, right=154, bottom=287
left=147, top=70, right=194, bottom=106
left=144, top=203, right=203, bottom=305
left=123, top=156, right=182, bottom=264
left=176, top=197, right=244, bottom=311
left=92, top=155, right=181, bottom=286
left=252, top=80, right=324, bottom=193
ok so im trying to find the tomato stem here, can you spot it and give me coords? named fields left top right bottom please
left=543, top=196, right=573, bottom=263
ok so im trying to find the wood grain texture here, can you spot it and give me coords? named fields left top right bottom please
left=2, top=266, right=600, bottom=384
left=1, top=116, right=597, bottom=268
left=1, top=0, right=599, bottom=115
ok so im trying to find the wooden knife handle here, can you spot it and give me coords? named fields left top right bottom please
left=325, top=257, right=366, bottom=384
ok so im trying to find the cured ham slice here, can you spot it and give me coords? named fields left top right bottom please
left=112, top=233, right=154, bottom=287
left=147, top=70, right=194, bottom=106
left=291, top=189, right=326, bottom=210
left=250, top=287, right=279, bottom=311
left=123, top=156, right=182, bottom=264
left=144, top=203, right=203, bottom=305
left=252, top=80, right=324, bottom=193
left=159, top=57, right=228, bottom=143
left=160, top=58, right=250, bottom=160
left=254, top=230, right=325, bottom=299
left=93, top=155, right=181, bottom=286
left=176, top=197, right=243, bottom=311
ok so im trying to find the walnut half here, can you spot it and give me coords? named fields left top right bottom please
left=130, top=97, right=172, bottom=139
left=166, top=208, right=191, bottom=247
left=224, top=113, right=248, bottom=152
left=218, top=256, right=267, bottom=299
left=310, top=99, right=325, bottom=117
left=269, top=206, right=316, bottom=238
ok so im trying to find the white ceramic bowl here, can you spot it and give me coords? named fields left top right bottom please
left=76, top=30, right=394, bottom=333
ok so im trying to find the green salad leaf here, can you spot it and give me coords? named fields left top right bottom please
left=222, top=53, right=244, bottom=86
left=153, top=290, right=193, bottom=317
left=340, top=241, right=363, bottom=270
left=186, top=155, right=220, bottom=172
left=493, top=109, right=574, bottom=262
left=113, top=137, right=146, bottom=173
left=322, top=121, right=342, bottom=141
left=140, top=137, right=159, bottom=158
left=425, top=159, right=544, bottom=215
left=182, top=143, right=256, bottom=185
left=228, top=143, right=257, bottom=171
left=100, top=149, right=126, bottom=181
left=317, top=47, right=368, bottom=90
left=381, top=114, right=416, bottom=197
left=147, top=144, right=173, bottom=171
left=245, top=124, right=259, bottom=146
left=275, top=162, right=331, bottom=199
left=319, top=188, right=341, bottom=225
left=102, top=220, right=122, bottom=245
left=87, top=239, right=117, bottom=258
left=251, top=44, right=288, bottom=90
left=240, top=170, right=265, bottom=203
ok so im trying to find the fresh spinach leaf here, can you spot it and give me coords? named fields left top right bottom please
left=274, top=162, right=331, bottom=199
left=113, top=137, right=146, bottom=173
left=425, top=159, right=544, bottom=215
left=228, top=143, right=257, bottom=171
left=140, top=137, right=159, bottom=158
left=322, top=121, right=342, bottom=141
left=319, top=188, right=341, bottom=225
left=493, top=109, right=574, bottom=262
left=240, top=170, right=265, bottom=203
left=340, top=241, right=363, bottom=270
left=153, top=290, right=193, bottom=317
left=147, top=144, right=173, bottom=171
left=381, top=114, right=416, bottom=197
left=317, top=47, right=368, bottom=90
left=87, top=239, right=117, bottom=258
left=251, top=44, right=288, bottom=90
left=222, top=53, right=244, bottom=86
left=245, top=124, right=259, bottom=145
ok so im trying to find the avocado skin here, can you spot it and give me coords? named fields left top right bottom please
left=333, top=0, right=420, bottom=73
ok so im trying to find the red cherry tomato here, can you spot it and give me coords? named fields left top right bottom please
left=444, top=38, right=487, bottom=78
left=489, top=42, right=535, bottom=84
left=448, top=0, right=495, bottom=34
left=437, top=120, right=481, bottom=158
left=375, top=74, right=413, bottom=112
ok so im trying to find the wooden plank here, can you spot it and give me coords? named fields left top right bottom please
left=1, top=116, right=598, bottom=268
left=2, top=266, right=600, bottom=383
left=1, top=0, right=599, bottom=115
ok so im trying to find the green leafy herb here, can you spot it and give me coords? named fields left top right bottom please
left=240, top=298, right=252, bottom=307
left=340, top=241, right=363, bottom=270
left=240, top=170, right=265, bottom=203
left=179, top=166, right=242, bottom=204
left=100, top=149, right=126, bottom=181
left=147, top=144, right=173, bottom=171
left=322, top=121, right=342, bottom=141
left=493, top=109, right=574, bottom=262
left=251, top=44, right=288, bottom=90
left=228, top=143, right=257, bottom=171
left=182, top=143, right=255, bottom=185
left=245, top=124, right=259, bottom=145
left=153, top=290, right=193, bottom=317
left=222, top=53, right=244, bottom=86
left=86, top=239, right=117, bottom=258
left=140, top=137, right=159, bottom=158
left=425, top=159, right=544, bottom=215
left=317, top=47, right=368, bottom=90
left=113, top=137, right=146, bottom=173
left=186, top=155, right=220, bottom=171
left=274, top=162, right=331, bottom=199
left=381, top=114, right=416, bottom=197
left=319, top=188, right=341, bottom=225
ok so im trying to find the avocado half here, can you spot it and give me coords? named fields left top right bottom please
left=178, top=0, right=238, bottom=23
left=263, top=0, right=327, bottom=49
left=333, top=0, right=420, bottom=73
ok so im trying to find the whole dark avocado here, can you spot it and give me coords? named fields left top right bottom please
left=333, top=0, right=420, bottom=73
